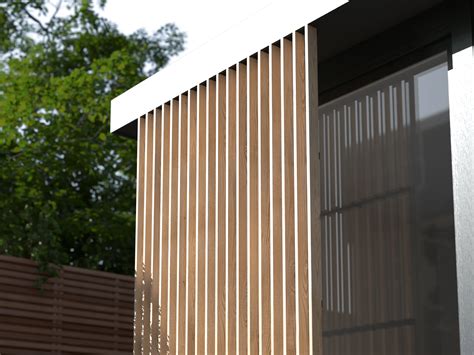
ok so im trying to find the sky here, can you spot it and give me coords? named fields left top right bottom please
left=98, top=0, right=275, bottom=64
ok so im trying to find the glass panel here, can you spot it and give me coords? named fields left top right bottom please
left=319, top=54, right=460, bottom=355
left=415, top=64, right=450, bottom=122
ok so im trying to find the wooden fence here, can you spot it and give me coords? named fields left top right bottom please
left=0, top=255, right=134, bottom=354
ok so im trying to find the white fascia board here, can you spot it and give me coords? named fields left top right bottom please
left=110, top=0, right=347, bottom=133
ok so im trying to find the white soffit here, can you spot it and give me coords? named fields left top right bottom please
left=110, top=0, right=348, bottom=132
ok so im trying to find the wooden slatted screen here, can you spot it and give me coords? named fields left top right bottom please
left=0, top=255, right=134, bottom=354
left=134, top=25, right=321, bottom=354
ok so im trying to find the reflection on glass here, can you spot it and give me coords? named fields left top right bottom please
left=319, top=54, right=460, bottom=355
left=415, top=64, right=450, bottom=121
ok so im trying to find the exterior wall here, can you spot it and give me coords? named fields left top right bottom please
left=449, top=44, right=474, bottom=355
left=133, top=27, right=320, bottom=354
left=449, top=1, right=474, bottom=354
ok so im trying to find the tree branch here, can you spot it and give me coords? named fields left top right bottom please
left=23, top=7, right=49, bottom=34
left=48, top=0, right=63, bottom=25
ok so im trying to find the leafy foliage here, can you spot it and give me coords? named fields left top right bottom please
left=0, top=0, right=185, bottom=275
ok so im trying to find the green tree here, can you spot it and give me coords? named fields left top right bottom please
left=0, top=0, right=185, bottom=275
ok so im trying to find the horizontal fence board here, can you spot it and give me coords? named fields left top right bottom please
left=0, top=276, right=54, bottom=290
left=0, top=255, right=133, bottom=354
left=0, top=323, right=55, bottom=337
left=0, top=291, right=54, bottom=306
left=61, top=299, right=133, bottom=315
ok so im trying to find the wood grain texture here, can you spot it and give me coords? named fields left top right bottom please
left=143, top=112, right=154, bottom=355
left=294, top=30, right=310, bottom=355
left=134, top=28, right=320, bottom=355
left=283, top=37, right=297, bottom=355
left=134, top=116, right=145, bottom=354
left=160, top=104, right=171, bottom=353
left=227, top=68, right=237, bottom=355
left=217, top=73, right=227, bottom=355
left=178, top=95, right=188, bottom=355
left=186, top=90, right=197, bottom=354
left=168, top=99, right=180, bottom=354
left=151, top=107, right=162, bottom=354
left=248, top=56, right=260, bottom=355
left=207, top=79, right=217, bottom=355
left=271, top=43, right=284, bottom=355
left=259, top=49, right=272, bottom=355
left=237, top=62, right=248, bottom=355
left=196, top=85, right=207, bottom=355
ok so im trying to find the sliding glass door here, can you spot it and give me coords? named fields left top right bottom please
left=319, top=53, right=460, bottom=355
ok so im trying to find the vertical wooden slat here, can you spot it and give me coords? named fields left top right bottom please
left=158, top=107, right=167, bottom=355
left=283, top=37, right=297, bottom=355
left=151, top=107, right=162, bottom=354
left=169, top=99, right=180, bottom=354
left=259, top=49, right=272, bottom=355
left=196, top=85, right=207, bottom=355
left=207, top=79, right=217, bottom=355
left=143, top=112, right=154, bottom=355
left=160, top=104, right=171, bottom=352
left=186, top=90, right=197, bottom=355
left=227, top=68, right=237, bottom=355
left=248, top=55, right=259, bottom=355
left=237, top=62, right=248, bottom=355
left=271, top=43, right=284, bottom=355
left=134, top=117, right=145, bottom=354
left=217, top=72, right=227, bottom=355
left=294, top=30, right=310, bottom=355
left=178, top=94, right=188, bottom=355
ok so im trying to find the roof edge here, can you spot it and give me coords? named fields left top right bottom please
left=110, top=0, right=348, bottom=133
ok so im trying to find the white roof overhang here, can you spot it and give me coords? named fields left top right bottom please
left=110, top=0, right=348, bottom=133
